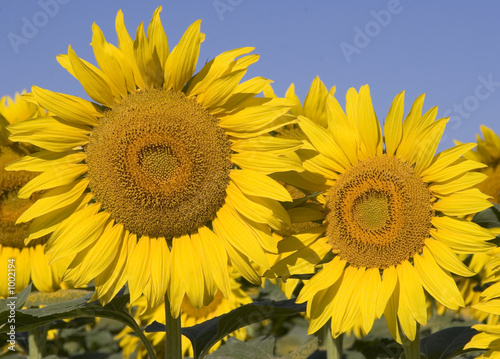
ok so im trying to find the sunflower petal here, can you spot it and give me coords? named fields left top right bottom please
left=164, top=20, right=201, bottom=91
left=414, top=248, right=464, bottom=310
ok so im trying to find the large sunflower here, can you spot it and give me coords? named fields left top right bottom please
left=6, top=7, right=301, bottom=315
left=0, top=93, right=70, bottom=298
left=118, top=272, right=251, bottom=358
left=271, top=85, right=495, bottom=342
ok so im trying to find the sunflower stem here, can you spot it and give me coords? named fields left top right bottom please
left=165, top=293, right=182, bottom=359
left=401, top=323, right=421, bottom=359
left=323, top=321, right=343, bottom=359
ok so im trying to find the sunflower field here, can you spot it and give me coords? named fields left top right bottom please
left=1, top=3, right=500, bottom=359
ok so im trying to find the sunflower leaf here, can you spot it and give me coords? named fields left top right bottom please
left=146, top=298, right=307, bottom=359
left=472, top=203, right=500, bottom=228
left=419, top=326, right=480, bottom=359
left=0, top=291, right=158, bottom=359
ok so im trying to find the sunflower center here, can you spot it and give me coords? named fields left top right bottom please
left=325, top=155, right=434, bottom=269
left=352, top=191, right=390, bottom=230
left=85, top=89, right=232, bottom=238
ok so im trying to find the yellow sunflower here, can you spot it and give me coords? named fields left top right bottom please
left=0, top=93, right=70, bottom=298
left=271, top=85, right=495, bottom=342
left=465, top=267, right=500, bottom=358
left=6, top=7, right=301, bottom=315
left=118, top=273, right=251, bottom=358
left=463, top=125, right=500, bottom=204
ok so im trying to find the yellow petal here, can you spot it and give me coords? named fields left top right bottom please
left=198, top=226, right=230, bottom=299
left=433, top=189, right=492, bottom=215
left=5, top=150, right=86, bottom=172
left=218, top=98, right=292, bottom=132
left=8, top=116, right=90, bottom=152
left=325, top=94, right=359, bottom=166
left=230, top=169, right=292, bottom=202
left=384, top=91, right=405, bottom=156
left=164, top=20, right=201, bottom=91
left=27, top=193, right=93, bottom=242
left=376, top=266, right=397, bottom=317
left=196, top=70, right=246, bottom=110
left=17, top=179, right=89, bottom=223
left=175, top=234, right=204, bottom=308
left=307, top=286, right=338, bottom=334
left=414, top=118, right=448, bottom=174
left=18, top=164, right=87, bottom=198
left=91, top=23, right=128, bottom=97
left=356, top=85, right=382, bottom=156
left=65, top=222, right=125, bottom=288
left=231, top=151, right=303, bottom=174
left=231, top=136, right=302, bottom=154
left=31, top=86, right=101, bottom=126
left=297, top=256, right=346, bottom=303
left=115, top=9, right=147, bottom=89
left=93, top=231, right=129, bottom=305
left=127, top=235, right=152, bottom=303
left=47, top=205, right=109, bottom=263
left=298, top=115, right=350, bottom=170
left=361, top=268, right=381, bottom=334
left=146, top=6, right=169, bottom=70
left=134, top=22, right=157, bottom=89
left=424, top=238, right=475, bottom=277
left=420, top=143, right=478, bottom=178
left=67, top=45, right=116, bottom=107
left=422, top=158, right=487, bottom=183
left=414, top=248, right=464, bottom=310
left=430, top=171, right=488, bottom=195
left=303, top=76, right=329, bottom=127
left=148, top=237, right=170, bottom=307
left=397, top=261, right=427, bottom=327
left=187, top=47, right=254, bottom=97
left=213, top=203, right=270, bottom=269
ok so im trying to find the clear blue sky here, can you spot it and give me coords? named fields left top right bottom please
left=1, top=0, right=499, bottom=151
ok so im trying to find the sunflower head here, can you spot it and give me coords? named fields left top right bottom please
left=271, top=83, right=495, bottom=342
left=0, top=92, right=70, bottom=297
left=7, top=6, right=302, bottom=313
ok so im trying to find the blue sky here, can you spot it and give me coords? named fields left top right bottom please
left=1, top=0, right=499, bottom=151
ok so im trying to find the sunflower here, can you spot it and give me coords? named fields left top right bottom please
left=464, top=262, right=500, bottom=358
left=118, top=272, right=251, bottom=358
left=0, top=93, right=70, bottom=298
left=270, top=85, right=495, bottom=342
left=463, top=125, right=500, bottom=204
left=6, top=7, right=301, bottom=315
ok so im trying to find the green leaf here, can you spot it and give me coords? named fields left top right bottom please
left=0, top=292, right=157, bottom=359
left=281, top=336, right=318, bottom=359
left=419, top=326, right=480, bottom=359
left=472, top=203, right=500, bottom=228
left=146, top=299, right=306, bottom=359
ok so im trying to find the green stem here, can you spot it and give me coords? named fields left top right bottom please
left=324, top=321, right=343, bottom=359
left=401, top=322, right=421, bottom=359
left=165, top=293, right=182, bottom=359
left=28, top=326, right=47, bottom=359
